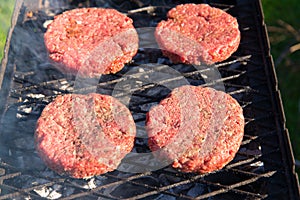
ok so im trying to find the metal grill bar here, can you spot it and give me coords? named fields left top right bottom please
left=59, top=172, right=153, bottom=199
left=0, top=0, right=299, bottom=199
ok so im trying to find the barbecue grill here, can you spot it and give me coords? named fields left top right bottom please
left=0, top=0, right=299, bottom=199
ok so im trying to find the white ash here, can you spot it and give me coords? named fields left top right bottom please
left=83, top=178, right=97, bottom=189
left=138, top=68, right=145, bottom=73
left=26, top=93, right=46, bottom=99
left=32, top=176, right=103, bottom=199
left=18, top=106, right=32, bottom=114
left=17, top=113, right=25, bottom=119
left=33, top=185, right=62, bottom=199
left=16, top=99, right=44, bottom=119
left=43, top=20, right=53, bottom=29
left=250, top=161, right=264, bottom=167
left=17, top=100, right=33, bottom=118
left=201, top=74, right=208, bottom=79
left=33, top=187, right=50, bottom=198
left=70, top=176, right=108, bottom=190
left=48, top=190, right=62, bottom=199
left=59, top=80, right=73, bottom=91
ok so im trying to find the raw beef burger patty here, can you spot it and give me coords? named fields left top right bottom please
left=44, top=8, right=139, bottom=77
left=155, top=4, right=240, bottom=65
left=146, top=85, right=244, bottom=173
left=35, top=93, right=136, bottom=178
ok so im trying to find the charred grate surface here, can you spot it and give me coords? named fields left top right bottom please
left=0, top=0, right=299, bottom=199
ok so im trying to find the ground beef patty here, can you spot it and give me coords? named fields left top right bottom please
left=35, top=93, right=136, bottom=178
left=146, top=85, right=244, bottom=173
left=155, top=4, right=240, bottom=65
left=44, top=8, right=138, bottom=77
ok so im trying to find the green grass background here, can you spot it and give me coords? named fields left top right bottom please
left=0, top=1, right=14, bottom=59
left=0, top=0, right=299, bottom=172
left=262, top=0, right=300, bottom=167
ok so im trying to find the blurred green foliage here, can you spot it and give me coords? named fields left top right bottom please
left=262, top=0, right=300, bottom=167
left=0, top=1, right=15, bottom=60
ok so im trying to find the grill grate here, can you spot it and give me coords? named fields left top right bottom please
left=0, top=0, right=299, bottom=199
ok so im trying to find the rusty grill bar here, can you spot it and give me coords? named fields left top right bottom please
left=0, top=0, right=299, bottom=199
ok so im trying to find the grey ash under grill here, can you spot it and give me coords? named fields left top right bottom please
left=0, top=0, right=299, bottom=199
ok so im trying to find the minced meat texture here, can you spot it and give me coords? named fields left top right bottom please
left=35, top=93, right=136, bottom=178
left=44, top=8, right=139, bottom=77
left=146, top=85, right=244, bottom=173
left=155, top=4, right=240, bottom=65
